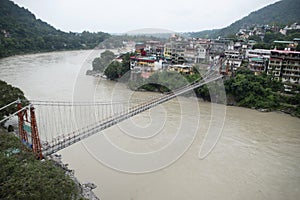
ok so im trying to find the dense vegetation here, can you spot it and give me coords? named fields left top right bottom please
left=207, top=68, right=299, bottom=116
left=0, top=130, right=82, bottom=199
left=189, top=0, right=300, bottom=38
left=104, top=52, right=133, bottom=80
left=92, top=50, right=116, bottom=72
left=0, top=80, right=27, bottom=121
left=224, top=68, right=283, bottom=109
left=128, top=71, right=194, bottom=93
left=0, top=0, right=110, bottom=58
left=127, top=68, right=300, bottom=117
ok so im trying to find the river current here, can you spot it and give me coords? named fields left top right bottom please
left=0, top=50, right=299, bottom=200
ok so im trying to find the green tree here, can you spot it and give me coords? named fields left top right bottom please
left=104, top=61, right=122, bottom=80
left=224, top=68, right=282, bottom=109
left=0, top=133, right=81, bottom=200
left=0, top=0, right=110, bottom=58
left=104, top=52, right=133, bottom=80
left=92, top=50, right=115, bottom=72
left=264, top=31, right=285, bottom=43
left=0, top=80, right=27, bottom=121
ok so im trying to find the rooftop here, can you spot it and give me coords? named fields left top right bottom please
left=271, top=50, right=300, bottom=54
left=249, top=57, right=264, bottom=62
left=273, top=40, right=294, bottom=44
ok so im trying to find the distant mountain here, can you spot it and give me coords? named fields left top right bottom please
left=189, top=0, right=300, bottom=38
left=0, top=0, right=110, bottom=58
left=125, top=28, right=176, bottom=39
left=126, top=28, right=175, bottom=34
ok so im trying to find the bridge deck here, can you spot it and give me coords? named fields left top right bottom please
left=42, top=74, right=222, bottom=156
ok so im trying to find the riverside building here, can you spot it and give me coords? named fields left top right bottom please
left=267, top=50, right=300, bottom=92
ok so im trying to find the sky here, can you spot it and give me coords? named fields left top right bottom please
left=12, top=0, right=280, bottom=34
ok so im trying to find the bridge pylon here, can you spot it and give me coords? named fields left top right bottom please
left=17, top=101, right=43, bottom=159
left=17, top=102, right=29, bottom=146
left=30, top=106, right=43, bottom=159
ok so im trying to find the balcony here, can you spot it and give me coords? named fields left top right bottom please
left=271, top=55, right=300, bottom=60
left=282, top=73, right=300, bottom=78
left=283, top=68, right=300, bottom=72
left=284, top=79, right=300, bottom=84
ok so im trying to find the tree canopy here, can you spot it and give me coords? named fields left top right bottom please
left=0, top=131, right=82, bottom=199
left=189, top=0, right=300, bottom=38
left=225, top=68, right=283, bottom=109
left=0, top=80, right=27, bottom=121
left=0, top=0, right=110, bottom=58
left=92, top=50, right=116, bottom=72
left=104, top=52, right=132, bottom=80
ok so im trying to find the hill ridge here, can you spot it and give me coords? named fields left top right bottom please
left=0, top=0, right=110, bottom=58
left=189, top=0, right=300, bottom=38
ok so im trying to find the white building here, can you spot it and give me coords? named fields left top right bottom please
left=246, top=49, right=271, bottom=59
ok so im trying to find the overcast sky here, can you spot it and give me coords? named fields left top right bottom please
left=12, top=0, right=280, bottom=33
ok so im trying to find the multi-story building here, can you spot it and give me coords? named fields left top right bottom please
left=145, top=40, right=164, bottom=57
left=164, top=41, right=188, bottom=63
left=246, top=49, right=271, bottom=59
left=222, top=50, right=243, bottom=75
left=245, top=49, right=270, bottom=75
left=267, top=50, right=300, bottom=91
left=248, top=57, right=267, bottom=75
left=130, top=55, right=168, bottom=79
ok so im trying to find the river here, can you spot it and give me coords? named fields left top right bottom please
left=0, top=50, right=299, bottom=200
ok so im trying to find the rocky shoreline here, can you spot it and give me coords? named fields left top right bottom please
left=48, top=153, right=100, bottom=200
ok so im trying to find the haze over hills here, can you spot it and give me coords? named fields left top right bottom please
left=124, top=28, right=177, bottom=38
left=189, top=0, right=300, bottom=38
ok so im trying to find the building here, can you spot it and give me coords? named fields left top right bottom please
left=168, top=64, right=193, bottom=75
left=246, top=49, right=271, bottom=59
left=145, top=40, right=164, bottom=57
left=135, top=42, right=146, bottom=54
left=267, top=50, right=300, bottom=91
left=248, top=57, right=267, bottom=75
left=130, top=56, right=156, bottom=70
left=224, top=50, right=243, bottom=72
left=273, top=40, right=297, bottom=50
left=130, top=55, right=167, bottom=80
left=280, top=23, right=300, bottom=35
left=164, top=41, right=188, bottom=63
left=194, top=44, right=208, bottom=63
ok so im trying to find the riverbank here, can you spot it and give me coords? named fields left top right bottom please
left=48, top=153, right=99, bottom=200
left=0, top=128, right=99, bottom=200
left=126, top=68, right=300, bottom=118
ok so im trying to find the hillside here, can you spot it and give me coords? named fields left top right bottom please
left=0, top=0, right=110, bottom=58
left=189, top=0, right=300, bottom=38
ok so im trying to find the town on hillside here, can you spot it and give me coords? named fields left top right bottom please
left=109, top=23, right=300, bottom=93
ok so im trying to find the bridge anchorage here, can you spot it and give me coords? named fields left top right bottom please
left=1, top=70, right=222, bottom=159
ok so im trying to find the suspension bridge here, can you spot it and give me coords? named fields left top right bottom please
left=0, top=68, right=222, bottom=159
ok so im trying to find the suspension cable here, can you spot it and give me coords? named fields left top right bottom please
left=0, top=99, right=19, bottom=111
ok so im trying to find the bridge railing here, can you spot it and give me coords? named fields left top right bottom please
left=41, top=73, right=222, bottom=156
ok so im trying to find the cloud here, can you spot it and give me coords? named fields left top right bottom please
left=12, top=0, right=280, bottom=33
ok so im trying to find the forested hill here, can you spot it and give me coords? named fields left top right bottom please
left=189, top=0, right=300, bottom=38
left=0, top=0, right=110, bottom=58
